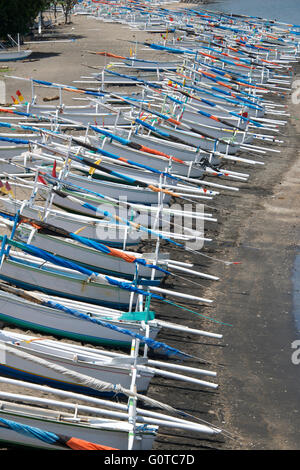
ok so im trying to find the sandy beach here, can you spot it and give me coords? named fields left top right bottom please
left=1, top=3, right=196, bottom=105
left=0, top=2, right=299, bottom=451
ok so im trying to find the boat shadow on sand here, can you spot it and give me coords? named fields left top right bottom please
left=24, top=51, right=62, bottom=61
left=29, top=32, right=86, bottom=41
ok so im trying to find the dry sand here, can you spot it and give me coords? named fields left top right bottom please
left=1, top=4, right=196, bottom=104
left=0, top=2, right=299, bottom=451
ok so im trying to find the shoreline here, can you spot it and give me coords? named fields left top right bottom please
left=0, top=4, right=299, bottom=450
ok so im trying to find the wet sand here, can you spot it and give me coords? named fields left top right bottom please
left=0, top=3, right=299, bottom=451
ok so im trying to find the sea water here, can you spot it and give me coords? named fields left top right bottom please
left=204, top=0, right=300, bottom=25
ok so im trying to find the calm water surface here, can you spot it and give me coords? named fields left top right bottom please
left=205, top=0, right=300, bottom=24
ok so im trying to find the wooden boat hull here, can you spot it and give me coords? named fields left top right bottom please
left=48, top=191, right=168, bottom=230
left=0, top=198, right=142, bottom=247
left=156, top=123, right=239, bottom=155
left=77, top=159, right=177, bottom=186
left=0, top=50, right=32, bottom=62
left=129, top=133, right=221, bottom=166
left=0, top=331, right=154, bottom=396
left=58, top=171, right=172, bottom=205
left=0, top=254, right=137, bottom=310
left=181, top=97, right=265, bottom=119
left=0, top=289, right=159, bottom=347
left=123, top=60, right=179, bottom=71
left=0, top=133, right=43, bottom=159
left=179, top=117, right=253, bottom=144
left=16, top=103, right=131, bottom=116
left=15, top=226, right=166, bottom=281
left=0, top=402, right=156, bottom=450
left=96, top=138, right=206, bottom=177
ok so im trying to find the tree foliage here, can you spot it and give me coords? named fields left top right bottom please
left=56, top=1, right=78, bottom=24
left=0, top=0, right=52, bottom=38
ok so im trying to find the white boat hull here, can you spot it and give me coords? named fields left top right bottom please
left=0, top=254, right=137, bottom=310
left=0, top=331, right=154, bottom=396
left=15, top=227, right=166, bottom=281
left=0, top=402, right=156, bottom=450
left=0, top=50, right=32, bottom=62
left=0, top=289, right=160, bottom=347
left=0, top=198, right=142, bottom=248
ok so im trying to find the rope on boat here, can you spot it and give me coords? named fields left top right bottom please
left=0, top=342, right=225, bottom=435
left=0, top=416, right=117, bottom=450
left=0, top=280, right=191, bottom=359
left=0, top=342, right=182, bottom=415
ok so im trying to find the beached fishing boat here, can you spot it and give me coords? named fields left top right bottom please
left=0, top=375, right=221, bottom=450
left=0, top=197, right=142, bottom=248
left=0, top=285, right=159, bottom=347
left=0, top=249, right=142, bottom=309
left=0, top=50, right=32, bottom=62
left=9, top=220, right=167, bottom=281
left=0, top=399, right=156, bottom=450
left=0, top=276, right=220, bottom=349
left=113, top=59, right=179, bottom=71
left=0, top=0, right=297, bottom=451
left=0, top=329, right=154, bottom=395
left=0, top=328, right=218, bottom=397
left=0, top=230, right=213, bottom=309
left=88, top=135, right=208, bottom=177
left=45, top=170, right=172, bottom=206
